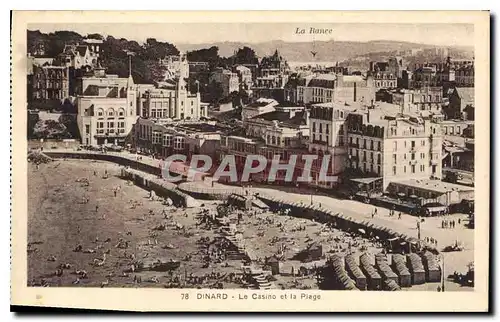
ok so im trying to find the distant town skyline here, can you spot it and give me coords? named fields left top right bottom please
left=28, top=23, right=474, bottom=48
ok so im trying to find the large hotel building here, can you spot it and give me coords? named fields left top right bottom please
left=344, top=103, right=443, bottom=191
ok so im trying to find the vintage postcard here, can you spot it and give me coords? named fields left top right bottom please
left=11, top=11, right=489, bottom=312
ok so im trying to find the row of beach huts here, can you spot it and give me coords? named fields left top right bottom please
left=320, top=251, right=442, bottom=291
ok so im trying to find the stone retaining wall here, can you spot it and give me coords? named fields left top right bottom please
left=120, top=168, right=199, bottom=208
left=44, top=151, right=162, bottom=176
left=178, top=182, right=244, bottom=200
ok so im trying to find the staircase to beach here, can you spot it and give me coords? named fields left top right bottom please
left=223, top=231, right=248, bottom=260
left=244, top=266, right=276, bottom=290
left=221, top=224, right=276, bottom=289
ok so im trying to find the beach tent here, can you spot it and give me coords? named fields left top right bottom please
left=391, top=254, right=412, bottom=287
left=421, top=251, right=441, bottom=283
left=345, top=254, right=367, bottom=290
left=406, top=253, right=426, bottom=285
left=359, top=253, right=382, bottom=290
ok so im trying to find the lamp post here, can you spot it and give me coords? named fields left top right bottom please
left=440, top=253, right=446, bottom=292
left=310, top=188, right=317, bottom=205
left=417, top=219, right=421, bottom=240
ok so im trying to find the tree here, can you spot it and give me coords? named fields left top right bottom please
left=233, top=46, right=258, bottom=65
left=28, top=30, right=180, bottom=84
left=32, top=119, right=72, bottom=139
left=27, top=112, right=39, bottom=139
left=59, top=113, right=80, bottom=139
left=207, top=81, right=224, bottom=104
left=86, top=33, right=104, bottom=40
left=187, top=46, right=221, bottom=71
left=187, top=46, right=219, bottom=62
left=27, top=30, right=48, bottom=55
left=145, top=60, right=168, bottom=83
left=141, top=38, right=179, bottom=60
left=46, top=31, right=83, bottom=57
left=28, top=29, right=83, bottom=57
left=230, top=91, right=243, bottom=108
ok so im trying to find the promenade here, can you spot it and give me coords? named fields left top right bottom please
left=42, top=148, right=474, bottom=276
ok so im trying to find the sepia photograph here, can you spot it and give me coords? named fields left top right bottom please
left=11, top=11, right=490, bottom=312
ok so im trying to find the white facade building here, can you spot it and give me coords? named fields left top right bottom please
left=345, top=104, right=443, bottom=190
left=159, top=53, right=190, bottom=80
left=77, top=72, right=138, bottom=146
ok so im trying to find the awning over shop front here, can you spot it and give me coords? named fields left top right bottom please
left=350, top=177, right=383, bottom=185
left=423, top=202, right=448, bottom=212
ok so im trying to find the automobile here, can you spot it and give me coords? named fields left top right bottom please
left=443, top=240, right=464, bottom=252
left=81, top=145, right=96, bottom=151
left=88, top=145, right=101, bottom=151
left=107, top=145, right=124, bottom=152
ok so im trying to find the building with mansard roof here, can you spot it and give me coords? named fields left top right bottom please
left=344, top=102, right=443, bottom=191
left=291, top=73, right=376, bottom=105
left=31, top=65, right=69, bottom=100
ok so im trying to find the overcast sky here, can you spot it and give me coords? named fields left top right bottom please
left=28, top=23, right=474, bottom=47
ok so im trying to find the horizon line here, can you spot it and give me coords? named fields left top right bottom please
left=27, top=28, right=473, bottom=50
